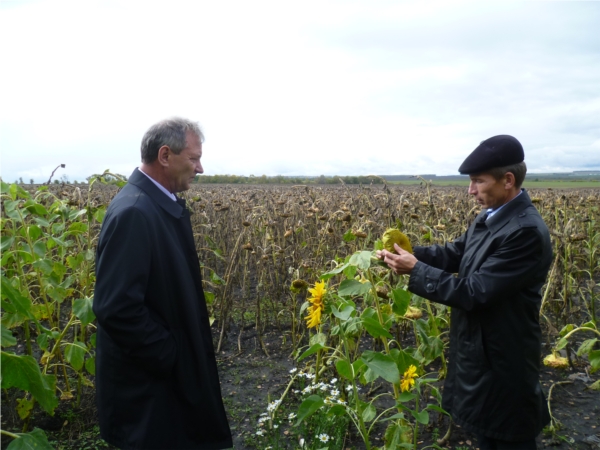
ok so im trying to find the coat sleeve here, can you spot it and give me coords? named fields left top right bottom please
left=413, top=231, right=467, bottom=273
left=94, top=206, right=177, bottom=376
left=408, top=226, right=545, bottom=311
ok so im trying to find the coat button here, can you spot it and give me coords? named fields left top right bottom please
left=426, top=282, right=434, bottom=290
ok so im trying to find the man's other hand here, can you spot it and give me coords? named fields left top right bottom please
left=376, top=244, right=418, bottom=275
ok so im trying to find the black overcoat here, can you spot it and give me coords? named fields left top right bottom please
left=94, top=169, right=232, bottom=450
left=408, top=190, right=552, bottom=441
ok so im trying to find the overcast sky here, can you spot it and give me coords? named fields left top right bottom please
left=1, top=0, right=599, bottom=183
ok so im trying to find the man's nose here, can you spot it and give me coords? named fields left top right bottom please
left=468, top=181, right=477, bottom=195
left=196, top=161, right=204, bottom=175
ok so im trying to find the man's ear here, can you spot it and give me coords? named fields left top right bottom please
left=157, top=145, right=171, bottom=167
left=504, top=172, right=516, bottom=189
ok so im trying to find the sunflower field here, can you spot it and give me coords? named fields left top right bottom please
left=1, top=176, right=599, bottom=449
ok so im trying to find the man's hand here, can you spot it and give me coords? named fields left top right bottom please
left=376, top=244, right=418, bottom=274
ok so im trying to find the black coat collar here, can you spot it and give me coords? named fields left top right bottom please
left=127, top=168, right=185, bottom=218
left=484, top=189, right=532, bottom=233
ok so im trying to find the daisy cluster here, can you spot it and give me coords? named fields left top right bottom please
left=292, top=373, right=347, bottom=406
left=293, top=369, right=315, bottom=380
left=255, top=369, right=351, bottom=442
left=256, top=399, right=283, bottom=436
left=256, top=412, right=269, bottom=434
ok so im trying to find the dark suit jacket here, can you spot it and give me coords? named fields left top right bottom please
left=94, top=168, right=232, bottom=449
left=409, top=189, right=552, bottom=441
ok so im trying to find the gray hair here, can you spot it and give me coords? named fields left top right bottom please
left=487, top=161, right=527, bottom=188
left=141, top=117, right=204, bottom=164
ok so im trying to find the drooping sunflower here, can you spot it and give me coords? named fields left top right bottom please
left=382, top=228, right=413, bottom=254
left=305, top=281, right=326, bottom=329
left=400, top=365, right=418, bottom=392
left=543, top=352, right=568, bottom=369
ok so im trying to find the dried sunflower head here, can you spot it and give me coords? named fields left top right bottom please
left=404, top=306, right=422, bottom=320
left=382, top=229, right=413, bottom=254
left=543, top=353, right=568, bottom=369
left=291, top=279, right=309, bottom=292
left=376, top=286, right=389, bottom=299
left=569, top=233, right=586, bottom=242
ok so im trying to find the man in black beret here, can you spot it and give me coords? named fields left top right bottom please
left=378, top=135, right=552, bottom=449
left=458, top=134, right=524, bottom=174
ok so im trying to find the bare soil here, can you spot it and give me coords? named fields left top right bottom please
left=217, top=325, right=600, bottom=450
left=2, top=324, right=599, bottom=450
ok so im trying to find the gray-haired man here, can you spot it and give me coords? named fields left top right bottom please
left=94, top=117, right=232, bottom=449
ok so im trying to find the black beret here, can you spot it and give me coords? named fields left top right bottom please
left=458, top=135, right=524, bottom=174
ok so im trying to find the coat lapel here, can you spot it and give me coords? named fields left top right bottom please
left=127, top=168, right=185, bottom=218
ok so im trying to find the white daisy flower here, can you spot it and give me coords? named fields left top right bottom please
left=288, top=412, right=297, bottom=420
left=290, top=368, right=298, bottom=374
left=266, top=399, right=281, bottom=412
left=318, top=433, right=330, bottom=443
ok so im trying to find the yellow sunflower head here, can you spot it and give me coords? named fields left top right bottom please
left=308, top=280, right=326, bottom=302
left=400, top=364, right=418, bottom=392
left=404, top=365, right=417, bottom=378
left=305, top=281, right=326, bottom=329
left=305, top=304, right=322, bottom=328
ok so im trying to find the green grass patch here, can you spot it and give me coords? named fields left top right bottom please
left=523, top=180, right=600, bottom=189
left=388, top=180, right=600, bottom=189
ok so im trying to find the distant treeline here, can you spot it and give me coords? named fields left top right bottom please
left=195, top=174, right=384, bottom=184
left=8, top=171, right=599, bottom=186
left=5, top=174, right=383, bottom=186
